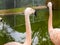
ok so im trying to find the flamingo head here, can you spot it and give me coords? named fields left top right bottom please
left=47, top=2, right=52, bottom=7
left=24, top=7, right=37, bottom=16
left=0, top=17, right=2, bottom=22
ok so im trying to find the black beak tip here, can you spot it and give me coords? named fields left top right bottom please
left=0, top=19, right=2, bottom=22
left=34, top=10, right=37, bottom=17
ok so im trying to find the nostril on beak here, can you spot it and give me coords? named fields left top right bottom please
left=34, top=10, right=37, bottom=17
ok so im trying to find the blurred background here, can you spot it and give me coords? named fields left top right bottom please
left=0, top=0, right=60, bottom=45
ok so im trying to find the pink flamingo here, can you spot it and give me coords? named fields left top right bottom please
left=48, top=2, right=60, bottom=45
left=4, top=7, right=35, bottom=45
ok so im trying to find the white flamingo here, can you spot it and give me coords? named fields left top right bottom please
left=48, top=2, right=60, bottom=45
left=4, top=7, right=35, bottom=45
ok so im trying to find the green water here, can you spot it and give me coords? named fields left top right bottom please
left=0, top=9, right=60, bottom=45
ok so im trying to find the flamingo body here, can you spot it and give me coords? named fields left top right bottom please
left=4, top=42, right=22, bottom=45
left=49, top=28, right=60, bottom=45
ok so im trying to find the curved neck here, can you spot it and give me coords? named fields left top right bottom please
left=24, top=15, right=31, bottom=45
left=48, top=6, right=53, bottom=30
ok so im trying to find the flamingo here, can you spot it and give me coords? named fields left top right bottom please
left=4, top=7, right=36, bottom=45
left=48, top=2, right=60, bottom=45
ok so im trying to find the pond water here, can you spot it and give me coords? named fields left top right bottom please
left=0, top=9, right=60, bottom=45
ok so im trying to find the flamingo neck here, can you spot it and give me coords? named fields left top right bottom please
left=48, top=6, right=53, bottom=30
left=24, top=15, right=31, bottom=45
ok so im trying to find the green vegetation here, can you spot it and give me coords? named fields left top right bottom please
left=0, top=0, right=60, bottom=45
left=0, top=30, right=14, bottom=45
left=2, top=8, right=60, bottom=45
left=0, top=7, right=60, bottom=45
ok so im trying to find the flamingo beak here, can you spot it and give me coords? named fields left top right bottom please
left=0, top=19, right=2, bottom=22
left=34, top=10, right=37, bottom=17
left=0, top=17, right=2, bottom=22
